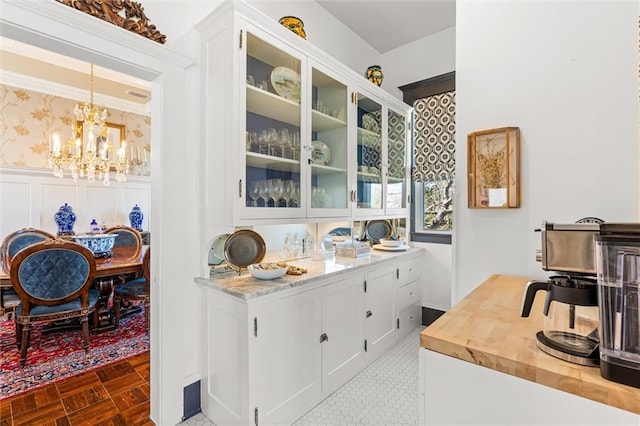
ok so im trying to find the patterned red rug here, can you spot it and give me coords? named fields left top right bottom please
left=0, top=307, right=149, bottom=400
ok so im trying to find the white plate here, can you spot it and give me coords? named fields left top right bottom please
left=372, top=244, right=408, bottom=252
left=208, top=233, right=230, bottom=265
left=311, top=140, right=331, bottom=165
left=270, top=66, right=301, bottom=102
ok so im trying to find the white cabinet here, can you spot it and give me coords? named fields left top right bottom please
left=364, top=264, right=398, bottom=361
left=321, top=272, right=366, bottom=393
left=198, top=2, right=411, bottom=227
left=396, top=256, right=423, bottom=339
left=252, top=289, right=322, bottom=425
left=199, top=252, right=423, bottom=425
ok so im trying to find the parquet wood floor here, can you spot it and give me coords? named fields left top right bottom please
left=0, top=352, right=152, bottom=426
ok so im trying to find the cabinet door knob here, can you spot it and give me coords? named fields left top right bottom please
left=409, top=292, right=414, bottom=297
left=320, top=333, right=328, bottom=343
left=366, top=310, right=373, bottom=318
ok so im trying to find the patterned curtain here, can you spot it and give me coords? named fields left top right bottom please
left=411, top=91, right=456, bottom=182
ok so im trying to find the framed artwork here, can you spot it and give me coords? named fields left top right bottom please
left=467, top=126, right=520, bottom=208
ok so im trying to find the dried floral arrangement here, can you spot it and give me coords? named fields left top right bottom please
left=467, top=127, right=520, bottom=208
left=476, top=134, right=506, bottom=189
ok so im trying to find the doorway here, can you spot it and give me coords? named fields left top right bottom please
left=2, top=2, right=192, bottom=424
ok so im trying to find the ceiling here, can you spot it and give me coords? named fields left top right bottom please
left=0, top=37, right=152, bottom=106
left=316, top=0, right=455, bottom=53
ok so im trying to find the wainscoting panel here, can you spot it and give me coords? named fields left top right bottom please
left=0, top=167, right=150, bottom=238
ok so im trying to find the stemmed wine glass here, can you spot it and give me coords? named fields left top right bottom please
left=267, top=178, right=283, bottom=207
left=282, top=180, right=293, bottom=207
left=258, top=180, right=269, bottom=207
left=248, top=181, right=261, bottom=207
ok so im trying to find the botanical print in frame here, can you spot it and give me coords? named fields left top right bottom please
left=467, top=127, right=520, bottom=208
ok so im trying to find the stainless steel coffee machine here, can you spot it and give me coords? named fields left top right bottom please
left=595, top=227, right=640, bottom=388
left=522, top=221, right=603, bottom=366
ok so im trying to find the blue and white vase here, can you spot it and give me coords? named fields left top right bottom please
left=54, top=203, right=77, bottom=236
left=129, top=204, right=144, bottom=231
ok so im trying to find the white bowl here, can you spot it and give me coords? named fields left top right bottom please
left=71, top=234, right=117, bottom=255
left=379, top=238, right=404, bottom=247
left=248, top=263, right=288, bottom=280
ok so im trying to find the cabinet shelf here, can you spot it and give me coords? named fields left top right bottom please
left=311, top=164, right=347, bottom=175
left=312, top=110, right=346, bottom=132
left=247, top=85, right=300, bottom=126
left=246, top=152, right=300, bottom=172
left=357, top=172, right=382, bottom=183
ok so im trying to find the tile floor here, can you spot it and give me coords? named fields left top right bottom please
left=181, top=325, right=425, bottom=426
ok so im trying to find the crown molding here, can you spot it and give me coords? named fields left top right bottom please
left=0, top=70, right=149, bottom=116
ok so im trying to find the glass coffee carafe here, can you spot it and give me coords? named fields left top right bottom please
left=595, top=233, right=640, bottom=388
left=521, top=275, right=600, bottom=365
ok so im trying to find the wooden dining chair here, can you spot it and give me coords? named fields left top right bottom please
left=113, top=247, right=150, bottom=331
left=104, top=225, right=143, bottom=260
left=10, top=239, right=99, bottom=366
left=0, top=228, right=55, bottom=318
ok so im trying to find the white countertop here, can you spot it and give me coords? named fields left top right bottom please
left=194, top=247, right=422, bottom=300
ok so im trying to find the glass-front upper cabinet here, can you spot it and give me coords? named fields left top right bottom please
left=385, top=108, right=408, bottom=213
left=307, top=62, right=350, bottom=217
left=354, top=92, right=384, bottom=216
left=242, top=28, right=305, bottom=220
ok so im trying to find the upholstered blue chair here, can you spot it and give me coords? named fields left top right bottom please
left=10, top=239, right=99, bottom=366
left=0, top=228, right=55, bottom=318
left=114, top=247, right=150, bottom=331
left=104, top=225, right=142, bottom=260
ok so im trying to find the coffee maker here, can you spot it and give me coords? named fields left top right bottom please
left=595, top=226, right=640, bottom=388
left=521, top=221, right=602, bottom=366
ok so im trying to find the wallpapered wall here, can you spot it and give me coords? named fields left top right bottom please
left=0, top=83, right=151, bottom=171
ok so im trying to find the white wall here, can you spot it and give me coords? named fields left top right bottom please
left=380, top=26, right=456, bottom=100
left=0, top=168, right=150, bottom=238
left=454, top=2, right=639, bottom=302
left=144, top=0, right=380, bottom=78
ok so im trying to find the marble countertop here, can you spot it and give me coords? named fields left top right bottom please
left=420, top=274, right=640, bottom=415
left=194, top=247, right=422, bottom=301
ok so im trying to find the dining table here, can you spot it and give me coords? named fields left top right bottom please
left=1, top=245, right=149, bottom=333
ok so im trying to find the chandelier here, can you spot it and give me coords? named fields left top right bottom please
left=48, top=64, right=129, bottom=185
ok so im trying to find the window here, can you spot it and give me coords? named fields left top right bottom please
left=399, top=73, right=455, bottom=244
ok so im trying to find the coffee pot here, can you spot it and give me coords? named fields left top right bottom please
left=521, top=275, right=600, bottom=366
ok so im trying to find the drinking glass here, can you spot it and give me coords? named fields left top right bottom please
left=278, top=128, right=291, bottom=159
left=248, top=181, right=261, bottom=207
left=284, top=232, right=298, bottom=258
left=258, top=180, right=269, bottom=207
left=282, top=180, right=293, bottom=207
left=267, top=178, right=283, bottom=207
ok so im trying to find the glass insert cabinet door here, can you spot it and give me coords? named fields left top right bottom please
left=244, top=30, right=303, bottom=214
left=308, top=64, right=349, bottom=216
left=356, top=93, right=383, bottom=212
left=386, top=108, right=408, bottom=211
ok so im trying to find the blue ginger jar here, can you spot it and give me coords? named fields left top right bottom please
left=129, top=204, right=144, bottom=231
left=54, top=203, right=77, bottom=236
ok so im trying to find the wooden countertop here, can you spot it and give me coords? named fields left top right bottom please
left=420, top=274, right=640, bottom=415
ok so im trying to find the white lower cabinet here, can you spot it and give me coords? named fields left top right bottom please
left=321, top=273, right=366, bottom=394
left=252, top=290, right=323, bottom=425
left=364, top=264, right=397, bottom=362
left=200, top=254, right=423, bottom=426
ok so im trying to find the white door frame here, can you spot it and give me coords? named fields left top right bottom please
left=1, top=1, right=193, bottom=424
